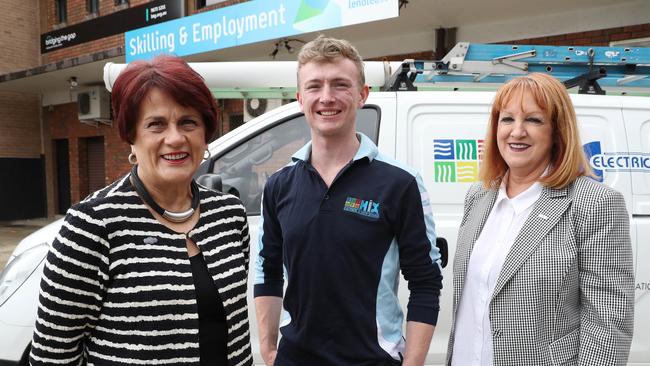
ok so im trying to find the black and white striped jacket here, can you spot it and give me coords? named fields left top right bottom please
left=30, top=174, right=253, bottom=366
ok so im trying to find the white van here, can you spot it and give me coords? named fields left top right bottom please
left=1, top=44, right=649, bottom=365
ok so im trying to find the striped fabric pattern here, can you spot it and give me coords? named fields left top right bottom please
left=30, top=175, right=253, bottom=366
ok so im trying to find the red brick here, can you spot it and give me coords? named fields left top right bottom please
left=0, top=92, right=40, bottom=158
left=571, top=38, right=593, bottom=46
left=45, top=102, right=131, bottom=204
left=623, top=24, right=645, bottom=33
left=546, top=34, right=567, bottom=42
left=583, top=29, right=603, bottom=38
left=631, top=31, right=650, bottom=39
left=587, top=36, right=609, bottom=44
left=603, top=27, right=624, bottom=36
left=566, top=32, right=587, bottom=40
left=610, top=32, right=633, bottom=41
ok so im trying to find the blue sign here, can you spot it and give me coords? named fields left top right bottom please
left=583, top=141, right=650, bottom=182
left=125, top=0, right=398, bottom=62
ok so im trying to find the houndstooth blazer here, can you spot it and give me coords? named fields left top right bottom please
left=447, top=176, right=634, bottom=366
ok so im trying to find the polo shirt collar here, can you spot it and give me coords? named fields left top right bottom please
left=291, top=132, right=378, bottom=163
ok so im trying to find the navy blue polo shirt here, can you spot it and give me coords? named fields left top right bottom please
left=254, top=133, right=442, bottom=366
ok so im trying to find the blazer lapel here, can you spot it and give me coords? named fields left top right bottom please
left=491, top=185, right=572, bottom=298
left=455, top=188, right=498, bottom=300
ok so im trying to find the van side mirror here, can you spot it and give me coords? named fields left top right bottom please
left=436, top=237, right=448, bottom=268
left=197, top=174, right=223, bottom=192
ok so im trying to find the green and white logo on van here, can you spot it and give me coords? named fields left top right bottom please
left=433, top=139, right=484, bottom=183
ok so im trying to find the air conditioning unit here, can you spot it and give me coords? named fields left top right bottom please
left=77, top=86, right=110, bottom=121
left=243, top=98, right=284, bottom=122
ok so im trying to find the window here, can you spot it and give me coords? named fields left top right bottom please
left=115, top=0, right=129, bottom=5
left=209, top=107, right=380, bottom=215
left=87, top=0, right=99, bottom=14
left=197, top=0, right=228, bottom=9
left=55, top=0, right=67, bottom=24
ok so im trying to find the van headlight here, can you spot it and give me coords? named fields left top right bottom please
left=0, top=243, right=49, bottom=306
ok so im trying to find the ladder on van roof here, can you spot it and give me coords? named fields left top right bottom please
left=103, top=42, right=650, bottom=98
left=388, top=42, right=650, bottom=95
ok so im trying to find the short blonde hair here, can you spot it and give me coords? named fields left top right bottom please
left=297, top=35, right=365, bottom=87
left=480, top=73, right=593, bottom=189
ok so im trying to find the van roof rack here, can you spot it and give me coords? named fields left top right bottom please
left=388, top=42, right=650, bottom=95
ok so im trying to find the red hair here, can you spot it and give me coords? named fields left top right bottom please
left=480, top=73, right=593, bottom=189
left=111, top=55, right=219, bottom=144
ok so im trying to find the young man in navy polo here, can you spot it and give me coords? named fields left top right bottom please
left=254, top=35, right=443, bottom=366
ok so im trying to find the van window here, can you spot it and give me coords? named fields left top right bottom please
left=211, top=107, right=379, bottom=215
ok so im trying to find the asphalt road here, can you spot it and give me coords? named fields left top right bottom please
left=0, top=217, right=58, bottom=270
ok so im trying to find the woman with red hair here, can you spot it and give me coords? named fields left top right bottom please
left=30, top=55, right=253, bottom=366
left=447, top=73, right=634, bottom=365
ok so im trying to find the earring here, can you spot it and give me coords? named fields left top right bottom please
left=128, top=153, right=137, bottom=165
left=204, top=149, right=212, bottom=160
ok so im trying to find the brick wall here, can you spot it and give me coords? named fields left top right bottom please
left=219, top=99, right=243, bottom=135
left=367, top=50, right=436, bottom=62
left=507, top=23, right=650, bottom=46
left=373, top=23, right=650, bottom=62
left=0, top=92, right=41, bottom=158
left=45, top=102, right=130, bottom=204
left=0, top=0, right=41, bottom=159
left=0, top=0, right=40, bottom=72
left=42, top=0, right=149, bottom=64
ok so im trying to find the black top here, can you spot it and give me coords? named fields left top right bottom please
left=190, top=252, right=228, bottom=366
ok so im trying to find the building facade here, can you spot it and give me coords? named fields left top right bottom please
left=0, top=0, right=649, bottom=220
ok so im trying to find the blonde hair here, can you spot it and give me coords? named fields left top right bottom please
left=297, top=35, right=365, bottom=87
left=480, top=73, right=593, bottom=189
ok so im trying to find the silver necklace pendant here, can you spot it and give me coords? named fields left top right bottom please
left=163, top=208, right=195, bottom=223
left=130, top=165, right=200, bottom=224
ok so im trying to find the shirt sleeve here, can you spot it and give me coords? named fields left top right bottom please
left=577, top=188, right=634, bottom=365
left=29, top=202, right=109, bottom=365
left=396, top=174, right=443, bottom=325
left=253, top=177, right=284, bottom=298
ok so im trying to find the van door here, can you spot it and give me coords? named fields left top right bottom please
left=621, top=97, right=650, bottom=364
left=395, top=90, right=495, bottom=364
left=572, top=95, right=634, bottom=279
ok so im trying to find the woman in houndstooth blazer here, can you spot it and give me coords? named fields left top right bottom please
left=447, top=73, right=634, bottom=366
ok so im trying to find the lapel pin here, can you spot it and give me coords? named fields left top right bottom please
left=537, top=214, right=549, bottom=220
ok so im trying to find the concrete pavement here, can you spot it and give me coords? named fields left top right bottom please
left=0, top=217, right=59, bottom=269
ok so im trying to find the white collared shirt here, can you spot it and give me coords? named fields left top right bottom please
left=452, top=179, right=543, bottom=366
